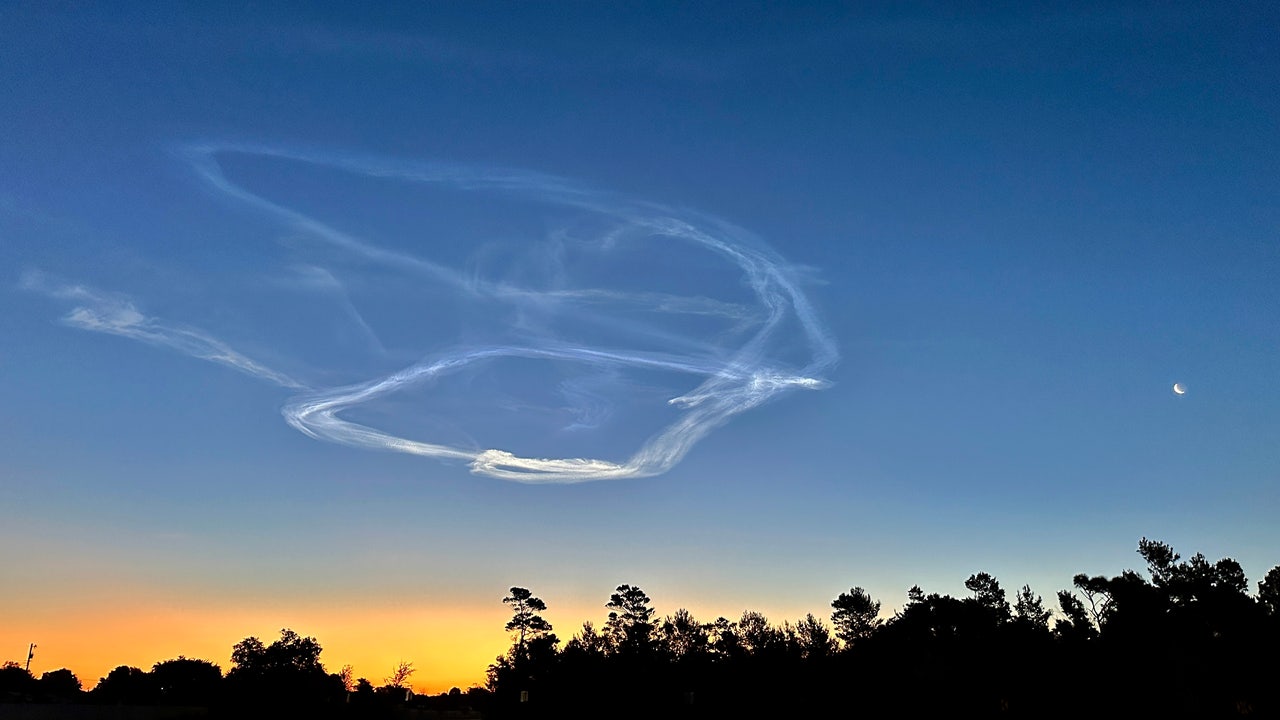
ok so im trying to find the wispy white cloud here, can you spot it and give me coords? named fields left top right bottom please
left=21, top=269, right=306, bottom=391
left=281, top=264, right=388, bottom=356
left=33, top=143, right=838, bottom=483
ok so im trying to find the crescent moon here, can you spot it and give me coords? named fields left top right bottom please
left=1173, top=383, right=1186, bottom=395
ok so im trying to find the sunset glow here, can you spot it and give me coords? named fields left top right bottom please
left=2, top=2, right=1277, bottom=709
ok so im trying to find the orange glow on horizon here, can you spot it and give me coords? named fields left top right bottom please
left=4, top=584, right=834, bottom=697
left=4, top=597, right=513, bottom=696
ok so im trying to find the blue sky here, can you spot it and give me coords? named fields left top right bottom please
left=2, top=2, right=1277, bottom=690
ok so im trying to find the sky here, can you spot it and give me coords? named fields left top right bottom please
left=2, top=1, right=1278, bottom=694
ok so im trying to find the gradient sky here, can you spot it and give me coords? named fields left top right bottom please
left=2, top=2, right=1277, bottom=693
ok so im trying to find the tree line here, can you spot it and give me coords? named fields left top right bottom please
left=4, top=537, right=1278, bottom=718
left=0, top=629, right=483, bottom=717
left=486, top=538, right=1280, bottom=718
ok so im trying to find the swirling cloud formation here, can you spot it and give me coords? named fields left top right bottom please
left=29, top=144, right=837, bottom=483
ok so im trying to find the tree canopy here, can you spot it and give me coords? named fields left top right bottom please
left=503, top=586, right=553, bottom=658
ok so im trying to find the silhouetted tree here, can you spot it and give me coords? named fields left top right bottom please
left=965, top=572, right=1011, bottom=623
left=346, top=677, right=376, bottom=711
left=830, top=586, right=881, bottom=647
left=92, top=666, right=153, bottom=705
left=1138, top=536, right=1180, bottom=587
left=562, top=621, right=607, bottom=660
left=226, top=628, right=342, bottom=707
left=1078, top=539, right=1271, bottom=717
left=708, top=616, right=742, bottom=660
left=0, top=663, right=36, bottom=702
left=1138, top=537, right=1249, bottom=605
left=231, top=629, right=323, bottom=674
left=504, top=586, right=553, bottom=661
left=151, top=657, right=221, bottom=706
left=1133, top=539, right=1259, bottom=645
left=659, top=608, right=709, bottom=661
left=605, top=584, right=656, bottom=655
left=1012, top=584, right=1050, bottom=630
left=907, top=584, right=926, bottom=603
left=337, top=664, right=354, bottom=693
left=1260, top=566, right=1280, bottom=615
left=4, top=536, right=1272, bottom=718
left=789, top=613, right=835, bottom=659
left=536, top=623, right=599, bottom=710
left=1072, top=573, right=1115, bottom=629
left=488, top=585, right=562, bottom=708
left=1054, top=590, right=1097, bottom=641
left=737, top=610, right=783, bottom=657
left=38, top=668, right=81, bottom=700
left=384, top=661, right=415, bottom=689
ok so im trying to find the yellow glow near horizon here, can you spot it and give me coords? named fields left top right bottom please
left=3, top=581, right=837, bottom=697
left=4, top=597, right=513, bottom=695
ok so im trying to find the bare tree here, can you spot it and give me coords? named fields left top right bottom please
left=338, top=664, right=354, bottom=693
left=384, top=661, right=415, bottom=689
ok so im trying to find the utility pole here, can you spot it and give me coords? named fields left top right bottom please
left=25, top=643, right=35, bottom=672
